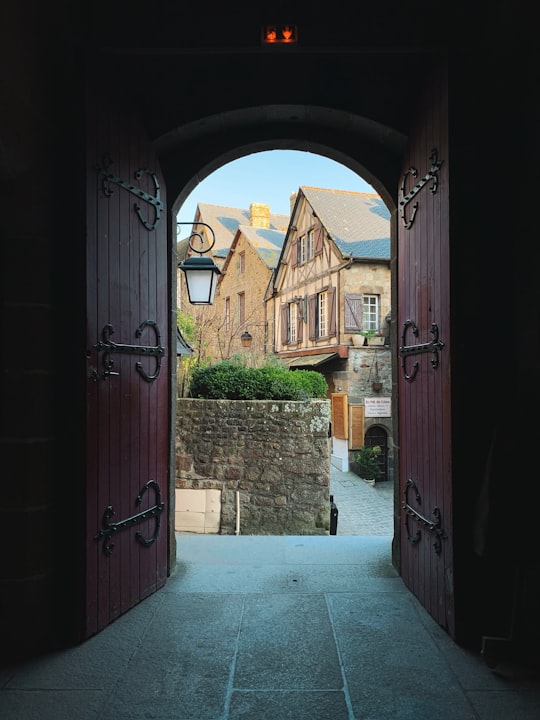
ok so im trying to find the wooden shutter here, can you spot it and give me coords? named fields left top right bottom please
left=308, top=294, right=317, bottom=339
left=331, top=393, right=348, bottom=440
left=280, top=303, right=288, bottom=344
left=328, top=286, right=336, bottom=336
left=345, top=294, right=363, bottom=331
left=291, top=238, right=298, bottom=268
left=297, top=303, right=303, bottom=342
left=348, top=404, right=365, bottom=449
left=314, top=223, right=324, bottom=255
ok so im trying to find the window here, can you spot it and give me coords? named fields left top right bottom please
left=224, top=297, right=231, bottom=332
left=309, top=287, right=336, bottom=340
left=297, top=234, right=306, bottom=265
left=306, top=229, right=314, bottom=260
left=281, top=300, right=303, bottom=345
left=362, top=294, right=379, bottom=332
left=345, top=293, right=380, bottom=332
left=238, top=292, right=245, bottom=325
left=289, top=301, right=297, bottom=343
left=239, top=251, right=245, bottom=273
left=296, top=231, right=315, bottom=265
left=318, top=291, right=327, bottom=337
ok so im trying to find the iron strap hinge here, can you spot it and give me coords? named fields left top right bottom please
left=94, top=480, right=165, bottom=556
left=399, top=320, right=444, bottom=382
left=97, top=154, right=163, bottom=230
left=94, top=320, right=164, bottom=382
left=399, top=148, right=444, bottom=229
left=402, top=478, right=447, bottom=555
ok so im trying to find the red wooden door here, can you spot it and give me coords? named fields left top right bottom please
left=84, top=90, right=169, bottom=639
left=397, top=64, right=455, bottom=637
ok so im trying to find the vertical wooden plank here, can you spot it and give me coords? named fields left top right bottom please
left=84, top=87, right=169, bottom=640
left=331, top=393, right=348, bottom=440
left=348, top=404, right=365, bottom=450
left=85, top=88, right=100, bottom=638
left=398, top=61, right=454, bottom=636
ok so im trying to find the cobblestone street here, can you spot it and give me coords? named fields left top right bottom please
left=330, top=466, right=394, bottom=535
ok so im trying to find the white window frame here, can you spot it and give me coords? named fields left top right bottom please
left=362, top=294, right=379, bottom=332
left=289, top=301, right=297, bottom=343
left=306, top=229, right=314, bottom=260
left=318, top=291, right=327, bottom=338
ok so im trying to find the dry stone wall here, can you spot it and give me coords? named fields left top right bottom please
left=176, top=398, right=331, bottom=535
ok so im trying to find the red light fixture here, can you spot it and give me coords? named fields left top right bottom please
left=262, top=25, right=298, bottom=45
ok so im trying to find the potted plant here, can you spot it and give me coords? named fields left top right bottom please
left=351, top=329, right=375, bottom=347
left=368, top=331, right=385, bottom=346
left=354, top=445, right=382, bottom=483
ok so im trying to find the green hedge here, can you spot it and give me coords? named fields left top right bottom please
left=188, top=360, right=328, bottom=400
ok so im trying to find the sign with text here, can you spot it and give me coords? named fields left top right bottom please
left=364, top=397, right=392, bottom=418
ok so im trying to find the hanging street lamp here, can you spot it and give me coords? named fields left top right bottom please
left=177, top=222, right=221, bottom=305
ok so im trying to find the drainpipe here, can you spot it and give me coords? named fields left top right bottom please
left=235, top=491, right=241, bottom=535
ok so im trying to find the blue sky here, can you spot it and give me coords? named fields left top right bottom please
left=177, top=150, right=375, bottom=222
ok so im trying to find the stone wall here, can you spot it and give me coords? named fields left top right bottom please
left=176, top=398, right=331, bottom=535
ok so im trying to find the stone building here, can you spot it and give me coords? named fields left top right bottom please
left=266, top=187, right=393, bottom=476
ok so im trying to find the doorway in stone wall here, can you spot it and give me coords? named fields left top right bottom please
left=365, top=425, right=389, bottom=483
left=174, top=151, right=395, bottom=540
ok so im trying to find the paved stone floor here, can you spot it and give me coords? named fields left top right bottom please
left=330, top=465, right=394, bottom=536
left=2, top=467, right=540, bottom=720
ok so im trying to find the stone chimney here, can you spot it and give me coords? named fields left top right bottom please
left=290, top=191, right=298, bottom=214
left=249, top=203, right=270, bottom=228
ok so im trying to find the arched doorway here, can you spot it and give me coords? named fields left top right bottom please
left=81, top=41, right=464, bottom=645
left=364, top=425, right=389, bottom=483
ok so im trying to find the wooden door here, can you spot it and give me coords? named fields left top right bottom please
left=397, top=63, right=455, bottom=637
left=84, top=89, right=169, bottom=639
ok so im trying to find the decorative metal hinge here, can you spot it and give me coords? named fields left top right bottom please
left=399, top=320, right=444, bottom=382
left=399, top=148, right=444, bottom=229
left=97, top=154, right=163, bottom=230
left=402, top=478, right=446, bottom=555
left=94, top=320, right=164, bottom=382
left=94, top=480, right=165, bottom=556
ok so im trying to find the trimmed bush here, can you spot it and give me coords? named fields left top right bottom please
left=188, top=360, right=328, bottom=400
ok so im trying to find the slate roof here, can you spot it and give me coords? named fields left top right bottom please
left=219, top=224, right=285, bottom=277
left=187, top=203, right=289, bottom=257
left=299, top=187, right=390, bottom=260
left=236, top=225, right=285, bottom=269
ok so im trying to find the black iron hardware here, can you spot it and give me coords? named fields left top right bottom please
left=330, top=495, right=338, bottom=535
left=399, top=320, right=444, bottom=382
left=94, top=320, right=164, bottom=382
left=402, top=478, right=446, bottom=555
left=94, top=480, right=165, bottom=556
left=399, top=148, right=444, bottom=229
left=98, top=154, right=163, bottom=230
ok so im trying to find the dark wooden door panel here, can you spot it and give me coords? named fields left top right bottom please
left=84, top=89, right=169, bottom=640
left=398, top=63, right=455, bottom=637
